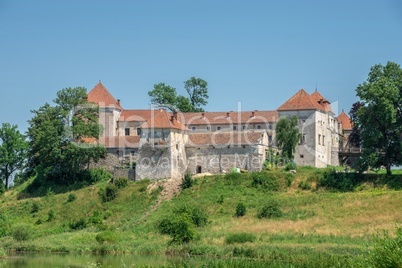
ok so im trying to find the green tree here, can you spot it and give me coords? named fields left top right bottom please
left=353, top=61, right=402, bottom=175
left=183, top=77, right=208, bottom=112
left=0, top=123, right=28, bottom=189
left=27, top=87, right=106, bottom=184
left=275, top=116, right=301, bottom=160
left=148, top=77, right=208, bottom=112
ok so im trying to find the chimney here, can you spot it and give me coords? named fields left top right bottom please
left=226, top=112, right=230, bottom=118
left=201, top=112, right=205, bottom=118
left=251, top=111, right=255, bottom=117
left=172, top=111, right=178, bottom=122
left=117, top=99, right=121, bottom=105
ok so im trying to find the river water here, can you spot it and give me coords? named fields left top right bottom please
left=0, top=252, right=187, bottom=268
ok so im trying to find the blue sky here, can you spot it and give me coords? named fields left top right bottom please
left=1, top=0, right=402, bottom=132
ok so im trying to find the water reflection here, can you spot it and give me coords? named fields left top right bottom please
left=0, top=252, right=184, bottom=268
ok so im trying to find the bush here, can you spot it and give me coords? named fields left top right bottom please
left=69, top=218, right=87, bottom=230
left=0, top=181, right=5, bottom=195
left=258, top=199, right=283, bottom=219
left=318, top=168, right=357, bottom=191
left=157, top=214, right=195, bottom=244
left=225, top=233, right=256, bottom=244
left=114, top=177, right=128, bottom=189
left=251, top=172, right=280, bottom=191
left=99, top=184, right=118, bottom=202
left=95, top=230, right=118, bottom=244
left=180, top=173, right=194, bottom=190
left=47, top=210, right=55, bottom=222
left=67, top=193, right=76, bottom=202
left=353, top=228, right=402, bottom=268
left=0, top=215, right=10, bottom=237
left=235, top=203, right=246, bottom=217
left=31, top=202, right=40, bottom=214
left=89, top=211, right=103, bottom=225
left=89, top=168, right=113, bottom=183
left=0, top=246, right=6, bottom=258
left=11, top=224, right=33, bottom=241
left=173, top=204, right=208, bottom=227
left=299, top=179, right=312, bottom=190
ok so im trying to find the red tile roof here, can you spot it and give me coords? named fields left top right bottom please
left=337, top=111, right=353, bottom=130
left=119, top=109, right=155, bottom=122
left=277, top=89, right=325, bottom=111
left=140, top=109, right=188, bottom=131
left=85, top=136, right=140, bottom=148
left=310, top=91, right=332, bottom=113
left=178, top=111, right=277, bottom=125
left=188, top=131, right=264, bottom=146
left=87, top=82, right=123, bottom=110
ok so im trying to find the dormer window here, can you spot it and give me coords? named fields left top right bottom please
left=217, top=126, right=221, bottom=131
left=191, top=126, right=196, bottom=132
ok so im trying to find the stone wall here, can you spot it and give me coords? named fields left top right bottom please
left=136, top=143, right=173, bottom=180
left=186, top=145, right=265, bottom=174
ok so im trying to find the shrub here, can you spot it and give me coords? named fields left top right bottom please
left=258, top=199, right=283, bottom=219
left=0, top=181, right=5, bottom=196
left=157, top=214, right=195, bottom=244
left=235, top=203, right=246, bottom=217
left=69, top=218, right=87, bottom=230
left=95, top=230, right=118, bottom=244
left=0, top=215, right=10, bottom=237
left=114, top=177, right=128, bottom=189
left=318, top=168, right=357, bottom=191
left=180, top=173, right=194, bottom=190
left=12, top=224, right=32, bottom=241
left=89, top=168, right=113, bottom=183
left=0, top=246, right=6, bottom=258
left=353, top=228, right=402, bottom=268
left=67, top=193, right=76, bottom=202
left=31, top=202, right=40, bottom=214
left=224, top=172, right=243, bottom=182
left=99, top=184, right=118, bottom=202
left=299, top=179, right=312, bottom=190
left=173, top=205, right=208, bottom=227
left=225, top=233, right=256, bottom=244
left=251, top=172, right=280, bottom=191
left=89, top=211, right=103, bottom=225
left=47, top=210, right=55, bottom=222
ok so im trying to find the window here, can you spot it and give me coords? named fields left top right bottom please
left=206, top=126, right=211, bottom=131
left=268, top=124, right=272, bottom=130
left=268, top=135, right=272, bottom=143
left=125, top=128, right=130, bottom=136
left=176, top=144, right=179, bottom=150
left=196, top=166, right=202, bottom=174
left=137, top=128, right=141, bottom=136
left=318, top=134, right=321, bottom=145
left=191, top=126, right=196, bottom=132
left=257, top=125, right=261, bottom=129
left=300, top=154, right=304, bottom=158
left=217, top=126, right=221, bottom=131
left=242, top=125, right=246, bottom=130
left=302, top=134, right=306, bottom=144
left=233, top=125, right=237, bottom=131
left=322, top=135, right=325, bottom=145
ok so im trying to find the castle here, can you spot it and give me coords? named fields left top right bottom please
left=86, top=82, right=353, bottom=180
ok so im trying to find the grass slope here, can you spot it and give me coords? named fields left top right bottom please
left=0, top=168, right=401, bottom=266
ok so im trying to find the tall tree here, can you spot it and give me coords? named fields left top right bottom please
left=275, top=116, right=301, bottom=160
left=354, top=61, right=402, bottom=175
left=183, top=77, right=208, bottom=112
left=348, top=101, right=364, bottom=147
left=27, top=87, right=106, bottom=183
left=148, top=77, right=209, bottom=112
left=0, top=123, right=28, bottom=189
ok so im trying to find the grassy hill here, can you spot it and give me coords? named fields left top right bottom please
left=0, top=167, right=402, bottom=267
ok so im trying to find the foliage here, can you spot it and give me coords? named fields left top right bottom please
left=114, top=177, right=128, bottom=189
left=95, top=230, right=118, bottom=244
left=27, top=87, right=106, bottom=185
left=157, top=214, right=195, bottom=244
left=257, top=199, right=283, bottom=219
left=235, top=202, right=246, bottom=217
left=0, top=214, right=10, bottom=237
left=88, top=168, right=113, bottom=184
left=180, top=173, right=194, bottom=190
left=318, top=168, right=357, bottom=192
left=69, top=218, right=87, bottom=230
left=89, top=211, right=103, bottom=225
left=31, top=202, right=40, bottom=214
left=251, top=172, right=280, bottom=191
left=0, top=123, right=28, bottom=189
left=353, top=228, right=402, bottom=268
left=11, top=224, right=33, bottom=241
left=148, top=77, right=208, bottom=112
left=0, top=181, right=4, bottom=195
left=47, top=209, right=55, bottom=222
left=157, top=204, right=208, bottom=244
left=99, top=184, right=118, bottom=202
left=275, top=116, right=301, bottom=160
left=348, top=101, right=364, bottom=147
left=353, top=61, right=402, bottom=175
left=67, top=193, right=77, bottom=202
left=0, top=246, right=6, bottom=258
left=225, top=233, right=256, bottom=244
